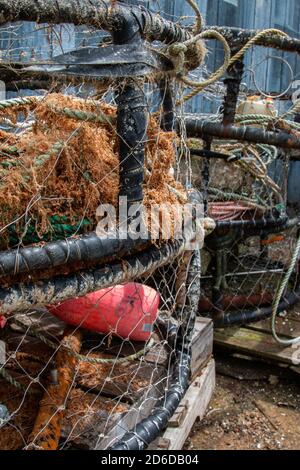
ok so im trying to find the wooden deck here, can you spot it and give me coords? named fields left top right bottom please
left=214, top=313, right=300, bottom=375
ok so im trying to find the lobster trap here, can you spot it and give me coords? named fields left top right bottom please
left=185, top=29, right=300, bottom=331
left=0, top=0, right=300, bottom=453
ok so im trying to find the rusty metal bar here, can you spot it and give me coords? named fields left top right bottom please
left=25, top=329, right=82, bottom=451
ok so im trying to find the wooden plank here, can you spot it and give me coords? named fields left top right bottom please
left=214, top=327, right=298, bottom=365
left=168, top=400, right=189, bottom=428
left=191, top=317, right=214, bottom=378
left=248, top=317, right=300, bottom=340
left=150, top=359, right=216, bottom=451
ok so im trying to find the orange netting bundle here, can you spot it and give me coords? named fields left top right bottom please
left=0, top=93, right=186, bottom=247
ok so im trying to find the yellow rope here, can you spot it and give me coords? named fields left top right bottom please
left=228, top=28, right=288, bottom=66
left=185, top=0, right=204, bottom=35
left=177, top=30, right=231, bottom=104
left=173, top=28, right=288, bottom=105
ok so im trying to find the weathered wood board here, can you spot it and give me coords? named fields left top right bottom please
left=214, top=314, right=300, bottom=375
left=149, top=359, right=216, bottom=451
left=191, top=317, right=214, bottom=378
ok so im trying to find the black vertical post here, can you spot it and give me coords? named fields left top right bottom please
left=202, top=138, right=212, bottom=215
left=113, top=11, right=147, bottom=207
left=116, top=83, right=147, bottom=205
left=211, top=48, right=244, bottom=320
left=159, top=78, right=175, bottom=132
left=222, top=50, right=244, bottom=126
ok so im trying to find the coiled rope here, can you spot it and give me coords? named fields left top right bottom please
left=171, top=28, right=288, bottom=104
left=235, top=113, right=300, bottom=131
left=185, top=0, right=204, bottom=35
left=171, top=30, right=231, bottom=105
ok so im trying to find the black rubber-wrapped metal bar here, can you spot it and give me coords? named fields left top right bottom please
left=0, top=234, right=149, bottom=279
left=0, top=228, right=195, bottom=314
left=159, top=78, right=175, bottom=132
left=215, top=215, right=289, bottom=232
left=0, top=213, right=290, bottom=283
left=113, top=13, right=147, bottom=205
left=116, top=84, right=146, bottom=204
left=110, top=248, right=201, bottom=450
left=190, top=147, right=237, bottom=161
left=222, top=52, right=244, bottom=126
left=214, top=278, right=300, bottom=327
left=184, top=118, right=300, bottom=149
left=109, top=190, right=202, bottom=450
left=0, top=0, right=201, bottom=70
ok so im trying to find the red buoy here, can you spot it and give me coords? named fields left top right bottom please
left=47, top=283, right=160, bottom=342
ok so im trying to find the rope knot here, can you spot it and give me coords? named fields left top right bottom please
left=168, top=43, right=188, bottom=78
left=169, top=43, right=188, bottom=56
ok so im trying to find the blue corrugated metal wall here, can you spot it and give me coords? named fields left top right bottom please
left=154, top=0, right=300, bottom=114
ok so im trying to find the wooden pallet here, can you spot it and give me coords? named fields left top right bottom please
left=61, top=317, right=214, bottom=450
left=149, top=359, right=215, bottom=450
left=214, top=313, right=300, bottom=374
left=147, top=318, right=215, bottom=451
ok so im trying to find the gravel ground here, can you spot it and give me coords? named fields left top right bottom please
left=185, top=355, right=300, bottom=450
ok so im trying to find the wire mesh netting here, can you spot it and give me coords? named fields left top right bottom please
left=0, top=88, right=202, bottom=450
left=193, top=137, right=299, bottom=325
left=0, top=6, right=204, bottom=450
left=0, top=253, right=200, bottom=450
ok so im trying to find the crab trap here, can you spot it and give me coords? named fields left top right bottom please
left=0, top=0, right=299, bottom=452
left=0, top=0, right=213, bottom=451
left=185, top=30, right=300, bottom=332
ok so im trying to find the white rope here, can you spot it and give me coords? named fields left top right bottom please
left=271, top=233, right=300, bottom=346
